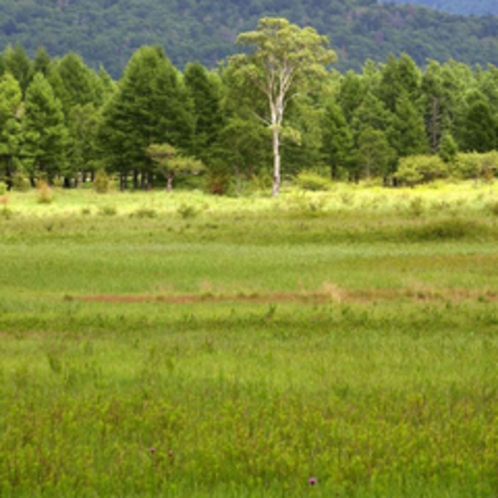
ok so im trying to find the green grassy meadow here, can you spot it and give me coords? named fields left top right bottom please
left=1, top=183, right=498, bottom=497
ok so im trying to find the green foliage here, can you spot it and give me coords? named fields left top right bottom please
left=452, top=152, right=498, bottom=181
left=405, top=218, right=489, bottom=241
left=357, top=127, right=396, bottom=179
left=93, top=169, right=110, bottom=193
left=460, top=91, right=497, bottom=153
left=132, top=207, right=157, bottom=219
left=0, top=21, right=498, bottom=192
left=1, top=0, right=498, bottom=78
left=184, top=61, right=224, bottom=163
left=36, top=179, right=53, bottom=204
left=295, top=170, right=330, bottom=191
left=98, top=205, right=117, bottom=216
left=396, top=155, right=448, bottom=186
left=11, top=171, right=30, bottom=192
left=438, top=132, right=458, bottom=163
left=177, top=203, right=199, bottom=219
left=231, top=17, right=336, bottom=196
left=23, top=72, right=68, bottom=180
left=4, top=43, right=33, bottom=94
left=0, top=181, right=5, bottom=194
left=379, top=0, right=498, bottom=16
left=99, top=46, right=194, bottom=186
left=388, top=91, right=428, bottom=157
left=147, top=143, right=205, bottom=192
left=321, top=102, right=355, bottom=179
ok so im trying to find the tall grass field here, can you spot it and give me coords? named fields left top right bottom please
left=1, top=183, right=498, bottom=497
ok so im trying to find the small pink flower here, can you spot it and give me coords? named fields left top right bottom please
left=150, top=446, right=156, bottom=454
left=309, top=477, right=317, bottom=485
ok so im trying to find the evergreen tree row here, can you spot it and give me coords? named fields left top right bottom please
left=1, top=40, right=498, bottom=192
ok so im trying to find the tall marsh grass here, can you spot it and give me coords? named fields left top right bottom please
left=1, top=183, right=497, bottom=497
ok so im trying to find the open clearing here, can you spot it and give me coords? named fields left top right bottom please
left=1, top=185, right=498, bottom=497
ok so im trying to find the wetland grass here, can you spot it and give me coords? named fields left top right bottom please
left=1, top=184, right=497, bottom=497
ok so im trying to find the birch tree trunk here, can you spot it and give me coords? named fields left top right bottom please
left=272, top=126, right=281, bottom=197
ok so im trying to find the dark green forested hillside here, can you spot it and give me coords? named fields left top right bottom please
left=0, top=0, right=498, bottom=77
left=378, top=0, right=498, bottom=16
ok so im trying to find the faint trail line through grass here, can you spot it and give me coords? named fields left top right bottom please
left=73, top=287, right=498, bottom=305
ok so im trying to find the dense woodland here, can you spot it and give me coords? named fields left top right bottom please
left=378, top=0, right=498, bottom=16
left=1, top=0, right=498, bottom=78
left=1, top=29, right=498, bottom=194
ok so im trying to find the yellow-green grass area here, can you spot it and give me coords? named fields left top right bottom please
left=1, top=184, right=498, bottom=497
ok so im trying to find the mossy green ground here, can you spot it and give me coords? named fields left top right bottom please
left=1, top=184, right=497, bottom=497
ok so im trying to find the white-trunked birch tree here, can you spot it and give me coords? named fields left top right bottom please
left=231, top=18, right=336, bottom=196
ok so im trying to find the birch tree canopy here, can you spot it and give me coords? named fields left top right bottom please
left=231, top=17, right=336, bottom=196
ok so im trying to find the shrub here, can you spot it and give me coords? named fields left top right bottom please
left=438, top=132, right=458, bottom=163
left=0, top=182, right=6, bottom=195
left=52, top=176, right=64, bottom=188
left=408, top=196, right=424, bottom=217
left=396, top=155, right=448, bottom=186
left=36, top=180, right=54, bottom=204
left=132, top=207, right=157, bottom=219
left=452, top=152, right=498, bottom=180
left=12, top=173, right=31, bottom=192
left=177, top=203, right=199, bottom=219
left=405, top=219, right=488, bottom=241
left=98, top=205, right=117, bottom=216
left=295, top=170, right=330, bottom=191
left=94, top=170, right=110, bottom=194
left=487, top=200, right=498, bottom=217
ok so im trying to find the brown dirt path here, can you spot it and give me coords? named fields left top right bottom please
left=73, top=287, right=498, bottom=305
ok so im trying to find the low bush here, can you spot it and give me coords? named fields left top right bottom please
left=132, top=207, right=157, bottom=219
left=94, top=170, right=111, bottom=194
left=12, top=173, right=31, bottom=192
left=295, top=170, right=331, bottom=191
left=404, top=218, right=492, bottom=241
left=396, top=155, right=448, bottom=186
left=452, top=151, right=498, bottom=180
left=98, top=205, right=117, bottom=216
left=36, top=180, right=54, bottom=204
left=177, top=203, right=199, bottom=219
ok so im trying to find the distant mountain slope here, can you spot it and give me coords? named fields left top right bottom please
left=378, top=1, right=498, bottom=16
left=1, top=0, right=498, bottom=77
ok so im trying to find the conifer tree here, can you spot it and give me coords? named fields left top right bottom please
left=52, top=53, right=99, bottom=112
left=321, top=102, right=354, bottom=179
left=4, top=43, right=33, bottom=95
left=388, top=91, right=428, bottom=157
left=99, top=46, right=193, bottom=189
left=96, top=66, right=116, bottom=105
left=23, top=73, right=69, bottom=181
left=438, top=132, right=458, bottom=163
left=421, top=60, right=451, bottom=154
left=351, top=91, right=392, bottom=136
left=33, top=47, right=52, bottom=77
left=184, top=61, right=224, bottom=163
left=0, top=72, right=23, bottom=185
left=357, top=127, right=396, bottom=179
left=378, top=53, right=421, bottom=113
left=460, top=92, right=496, bottom=152
left=337, top=70, right=365, bottom=121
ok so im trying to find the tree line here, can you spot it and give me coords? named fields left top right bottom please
left=0, top=21, right=498, bottom=195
